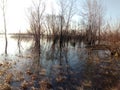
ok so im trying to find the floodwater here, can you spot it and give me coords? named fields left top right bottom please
left=0, top=36, right=120, bottom=90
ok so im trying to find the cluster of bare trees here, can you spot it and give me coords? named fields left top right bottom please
left=15, top=0, right=118, bottom=58
left=81, top=0, right=104, bottom=45
left=1, top=0, right=120, bottom=55
left=28, top=0, right=78, bottom=50
left=101, top=22, right=120, bottom=43
left=44, top=0, right=76, bottom=37
left=28, top=0, right=106, bottom=47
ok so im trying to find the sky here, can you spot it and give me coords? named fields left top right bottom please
left=104, top=0, right=120, bottom=22
left=0, top=0, right=120, bottom=33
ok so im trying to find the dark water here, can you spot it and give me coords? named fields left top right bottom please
left=0, top=37, right=120, bottom=90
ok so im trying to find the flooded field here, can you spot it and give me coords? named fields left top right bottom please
left=0, top=36, right=120, bottom=90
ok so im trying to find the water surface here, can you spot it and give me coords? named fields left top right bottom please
left=0, top=36, right=120, bottom=90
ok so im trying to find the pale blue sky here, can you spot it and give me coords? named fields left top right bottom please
left=104, top=0, right=120, bottom=21
left=0, top=0, right=120, bottom=33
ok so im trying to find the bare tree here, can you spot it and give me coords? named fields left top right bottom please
left=1, top=0, right=8, bottom=55
left=81, top=0, right=104, bottom=45
left=28, top=0, right=45, bottom=54
left=58, top=0, right=77, bottom=33
left=48, top=6, right=57, bottom=36
left=58, top=0, right=65, bottom=39
left=45, top=14, right=62, bottom=36
left=57, top=0, right=77, bottom=48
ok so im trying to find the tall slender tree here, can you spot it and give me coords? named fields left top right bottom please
left=1, top=0, right=8, bottom=55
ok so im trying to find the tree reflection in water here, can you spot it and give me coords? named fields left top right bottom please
left=9, top=38, right=120, bottom=90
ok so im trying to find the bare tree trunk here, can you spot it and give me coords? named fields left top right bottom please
left=4, top=12, right=7, bottom=55
left=60, top=16, right=63, bottom=48
left=1, top=0, right=8, bottom=55
left=98, top=15, right=101, bottom=45
left=18, top=30, right=21, bottom=54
